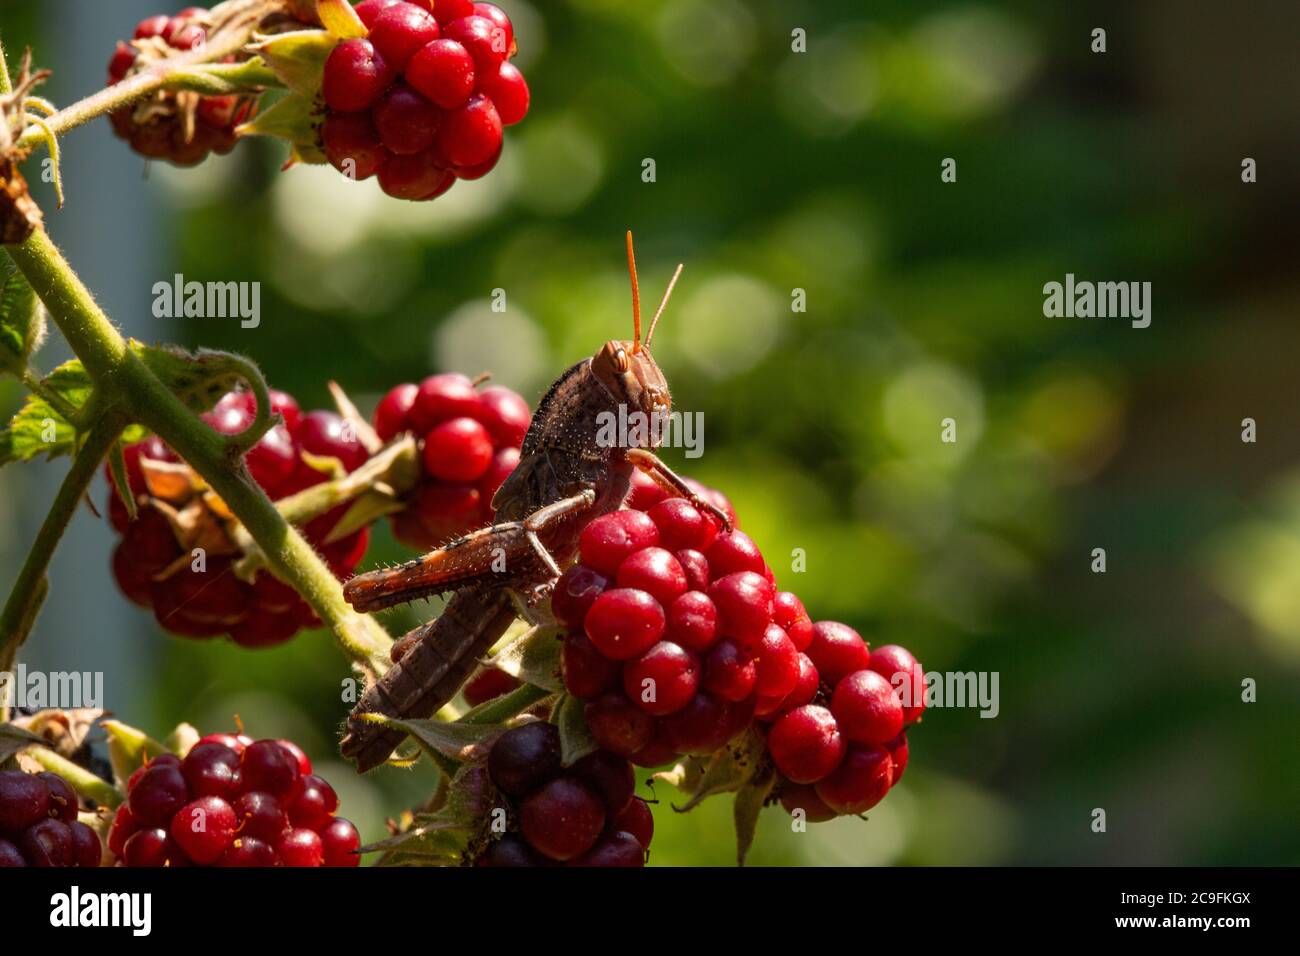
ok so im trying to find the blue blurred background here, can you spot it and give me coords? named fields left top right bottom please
left=2, top=0, right=1298, bottom=865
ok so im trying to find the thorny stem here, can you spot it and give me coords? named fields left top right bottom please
left=0, top=414, right=125, bottom=673
left=3, top=227, right=393, bottom=678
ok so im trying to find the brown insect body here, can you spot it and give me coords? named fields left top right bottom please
left=340, top=235, right=711, bottom=772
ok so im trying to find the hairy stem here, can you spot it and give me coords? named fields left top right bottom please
left=5, top=228, right=392, bottom=677
left=0, top=414, right=125, bottom=673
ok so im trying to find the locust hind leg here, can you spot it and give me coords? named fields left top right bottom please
left=625, top=448, right=734, bottom=530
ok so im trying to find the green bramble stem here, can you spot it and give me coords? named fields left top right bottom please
left=26, top=747, right=123, bottom=810
left=0, top=413, right=125, bottom=675
left=4, top=228, right=392, bottom=678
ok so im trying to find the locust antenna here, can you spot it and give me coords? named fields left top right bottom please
left=626, top=230, right=642, bottom=350
left=644, top=263, right=683, bottom=349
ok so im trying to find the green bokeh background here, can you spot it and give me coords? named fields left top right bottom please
left=2, top=0, right=1298, bottom=865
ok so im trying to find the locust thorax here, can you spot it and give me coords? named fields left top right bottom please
left=590, top=340, right=672, bottom=442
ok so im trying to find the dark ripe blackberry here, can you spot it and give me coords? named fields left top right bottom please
left=487, top=722, right=562, bottom=797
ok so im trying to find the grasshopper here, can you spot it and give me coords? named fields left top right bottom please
left=340, top=233, right=730, bottom=771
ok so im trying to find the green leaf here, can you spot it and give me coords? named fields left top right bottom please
left=248, top=31, right=336, bottom=97
left=490, top=624, right=565, bottom=694
left=0, top=724, right=48, bottom=764
left=356, top=713, right=501, bottom=764
left=733, top=761, right=775, bottom=867
left=236, top=91, right=321, bottom=155
left=554, top=693, right=597, bottom=766
left=0, top=359, right=92, bottom=465
left=101, top=720, right=169, bottom=792
left=673, top=728, right=766, bottom=813
left=0, top=252, right=44, bottom=376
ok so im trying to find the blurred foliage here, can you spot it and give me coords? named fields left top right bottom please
left=2, top=0, right=1298, bottom=865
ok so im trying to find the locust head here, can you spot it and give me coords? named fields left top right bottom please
left=590, top=231, right=683, bottom=442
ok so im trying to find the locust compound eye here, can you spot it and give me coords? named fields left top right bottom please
left=615, top=348, right=630, bottom=373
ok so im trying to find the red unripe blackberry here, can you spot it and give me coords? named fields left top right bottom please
left=646, top=497, right=716, bottom=552
left=703, top=638, right=756, bottom=702
left=135, top=15, right=171, bottom=39
left=778, top=783, right=837, bottom=823
left=442, top=15, right=507, bottom=76
left=410, top=372, right=480, bottom=432
left=170, top=796, right=238, bottom=864
left=584, top=588, right=665, bottom=660
left=569, top=830, right=644, bottom=867
left=297, top=409, right=369, bottom=472
left=755, top=623, right=799, bottom=699
left=128, top=764, right=189, bottom=827
left=831, top=669, right=904, bottom=745
left=434, top=93, right=502, bottom=167
left=622, top=640, right=699, bottom=716
left=561, top=630, right=620, bottom=699
left=374, top=83, right=441, bottom=155
left=473, top=3, right=514, bottom=50
left=806, top=621, right=871, bottom=686
left=239, top=740, right=301, bottom=800
left=321, top=817, right=362, bottom=867
left=868, top=644, right=926, bottom=725
left=885, top=732, right=909, bottom=783
left=579, top=511, right=660, bottom=577
left=355, top=0, right=404, bottom=28
left=323, top=38, right=395, bottom=112
left=181, top=741, right=241, bottom=799
left=379, top=149, right=454, bottom=200
left=519, top=778, right=605, bottom=861
left=616, top=547, right=687, bottom=608
left=767, top=704, right=845, bottom=784
left=659, top=691, right=746, bottom=756
left=406, top=38, right=476, bottom=110
left=408, top=481, right=482, bottom=543
left=571, top=751, right=634, bottom=815
left=487, top=722, right=561, bottom=797
left=552, top=565, right=610, bottom=630
left=773, top=591, right=813, bottom=651
left=628, top=731, right=679, bottom=768
left=611, top=796, right=654, bottom=848
left=423, top=416, right=494, bottom=481
left=433, top=0, right=475, bottom=25
left=474, top=385, right=532, bottom=446
left=198, top=733, right=250, bottom=755
left=776, top=652, right=820, bottom=715
left=368, top=3, right=440, bottom=70
left=463, top=667, right=521, bottom=707
left=230, top=610, right=301, bottom=649
left=233, top=791, right=288, bottom=842
left=68, top=821, right=102, bottom=867
left=666, top=590, right=718, bottom=652
left=219, top=836, right=277, bottom=867
left=707, top=571, right=775, bottom=647
left=675, top=549, right=711, bottom=592
left=108, top=43, right=136, bottom=83
left=290, top=775, right=340, bottom=829
left=584, top=693, right=654, bottom=757
left=20, top=819, right=74, bottom=867
left=107, top=804, right=135, bottom=858
left=627, top=469, right=668, bottom=511
left=246, top=424, right=298, bottom=496
left=322, top=111, right=386, bottom=180
left=705, top=530, right=766, bottom=578
left=814, top=744, right=893, bottom=815
left=277, top=827, right=325, bottom=867
left=123, top=827, right=187, bottom=867
left=373, top=382, right=419, bottom=440
left=479, top=61, right=529, bottom=126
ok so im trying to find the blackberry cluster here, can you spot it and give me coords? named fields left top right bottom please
left=106, top=7, right=258, bottom=166
left=554, top=485, right=816, bottom=767
left=109, top=734, right=361, bottom=867
left=320, top=0, right=529, bottom=200
left=0, top=771, right=102, bottom=868
left=372, top=373, right=530, bottom=548
left=769, top=626, right=924, bottom=819
left=107, top=388, right=371, bottom=647
left=475, top=723, right=653, bottom=866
